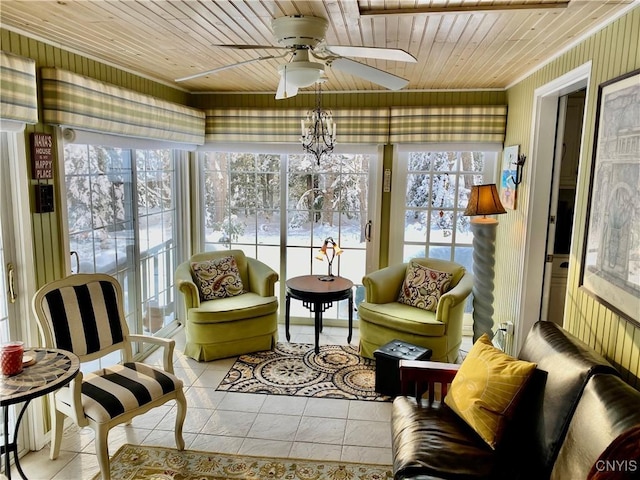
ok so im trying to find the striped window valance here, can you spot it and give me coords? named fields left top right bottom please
left=1, top=51, right=38, bottom=125
left=205, top=108, right=389, bottom=144
left=330, top=108, right=389, bottom=144
left=41, top=68, right=205, bottom=145
left=389, top=106, right=507, bottom=144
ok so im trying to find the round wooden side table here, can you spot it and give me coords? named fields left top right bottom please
left=285, top=275, right=354, bottom=353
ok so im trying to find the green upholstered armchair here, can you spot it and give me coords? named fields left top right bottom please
left=358, top=258, right=473, bottom=362
left=175, top=250, right=279, bottom=361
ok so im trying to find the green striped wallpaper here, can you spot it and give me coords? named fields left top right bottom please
left=498, top=6, right=639, bottom=388
left=191, top=90, right=507, bottom=110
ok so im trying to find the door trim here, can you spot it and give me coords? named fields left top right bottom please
left=365, top=145, right=384, bottom=273
left=2, top=129, right=42, bottom=450
left=540, top=95, right=568, bottom=321
left=515, top=62, right=591, bottom=352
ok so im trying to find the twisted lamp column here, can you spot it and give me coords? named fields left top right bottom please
left=470, top=217, right=499, bottom=342
left=463, top=183, right=506, bottom=343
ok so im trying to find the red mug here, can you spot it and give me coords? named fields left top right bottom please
left=1, top=341, right=24, bottom=376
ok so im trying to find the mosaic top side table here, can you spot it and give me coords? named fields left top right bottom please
left=1, top=348, right=80, bottom=479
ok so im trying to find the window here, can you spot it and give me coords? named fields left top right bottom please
left=199, top=148, right=379, bottom=322
left=200, top=151, right=281, bottom=272
left=64, top=143, right=181, bottom=340
left=391, top=147, right=499, bottom=326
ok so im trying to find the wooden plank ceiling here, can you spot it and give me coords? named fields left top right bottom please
left=0, top=0, right=635, bottom=95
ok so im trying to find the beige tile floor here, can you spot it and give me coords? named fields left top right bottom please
left=10, top=324, right=473, bottom=480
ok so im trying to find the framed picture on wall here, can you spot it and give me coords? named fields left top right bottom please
left=500, top=145, right=519, bottom=210
left=580, top=68, right=640, bottom=326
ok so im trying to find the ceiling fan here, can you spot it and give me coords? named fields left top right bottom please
left=175, top=15, right=417, bottom=99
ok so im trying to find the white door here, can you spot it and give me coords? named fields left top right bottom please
left=1, top=130, right=40, bottom=455
left=285, top=150, right=380, bottom=321
left=63, top=143, right=180, bottom=341
left=540, top=90, right=585, bottom=324
left=540, top=96, right=567, bottom=323
left=0, top=134, right=20, bottom=347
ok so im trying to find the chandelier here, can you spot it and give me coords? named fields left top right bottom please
left=300, top=80, right=336, bottom=165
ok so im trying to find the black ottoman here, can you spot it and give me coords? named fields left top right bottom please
left=374, top=340, right=432, bottom=396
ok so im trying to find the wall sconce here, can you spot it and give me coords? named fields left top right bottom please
left=510, top=154, right=527, bottom=185
left=315, top=237, right=343, bottom=281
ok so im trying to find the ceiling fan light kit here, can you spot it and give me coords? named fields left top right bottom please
left=280, top=64, right=323, bottom=88
left=278, top=49, right=324, bottom=88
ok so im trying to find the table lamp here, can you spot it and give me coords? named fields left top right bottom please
left=463, top=184, right=506, bottom=342
left=315, top=237, right=343, bottom=281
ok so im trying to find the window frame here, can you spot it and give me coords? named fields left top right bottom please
left=57, top=128, right=190, bottom=342
left=389, top=143, right=501, bottom=334
left=195, top=144, right=383, bottom=323
left=389, top=143, right=502, bottom=267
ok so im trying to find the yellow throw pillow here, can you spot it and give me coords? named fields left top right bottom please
left=444, top=333, right=537, bottom=449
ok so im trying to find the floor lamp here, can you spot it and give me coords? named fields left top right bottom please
left=463, top=184, right=507, bottom=343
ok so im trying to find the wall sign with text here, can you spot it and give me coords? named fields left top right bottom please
left=31, top=133, right=54, bottom=179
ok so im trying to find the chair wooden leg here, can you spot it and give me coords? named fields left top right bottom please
left=49, top=407, right=65, bottom=460
left=174, top=390, right=187, bottom=451
left=94, top=425, right=111, bottom=480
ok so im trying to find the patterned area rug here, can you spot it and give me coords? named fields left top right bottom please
left=94, top=443, right=393, bottom=479
left=217, top=343, right=388, bottom=401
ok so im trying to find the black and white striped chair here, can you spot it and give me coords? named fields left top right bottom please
left=32, top=273, right=187, bottom=480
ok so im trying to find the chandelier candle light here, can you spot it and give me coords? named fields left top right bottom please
left=301, top=80, right=336, bottom=165
left=315, top=237, right=343, bottom=281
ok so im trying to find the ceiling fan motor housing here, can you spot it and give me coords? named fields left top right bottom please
left=272, top=15, right=328, bottom=48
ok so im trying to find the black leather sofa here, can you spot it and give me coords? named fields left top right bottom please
left=391, top=321, right=640, bottom=480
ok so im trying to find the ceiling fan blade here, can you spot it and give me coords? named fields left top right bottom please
left=175, top=56, right=274, bottom=82
left=275, top=75, right=298, bottom=99
left=331, top=58, right=409, bottom=90
left=213, top=44, right=288, bottom=51
left=324, top=46, right=416, bottom=63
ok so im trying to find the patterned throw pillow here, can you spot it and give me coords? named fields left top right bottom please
left=397, top=262, right=453, bottom=312
left=191, top=256, right=245, bottom=300
left=444, top=334, right=537, bottom=449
